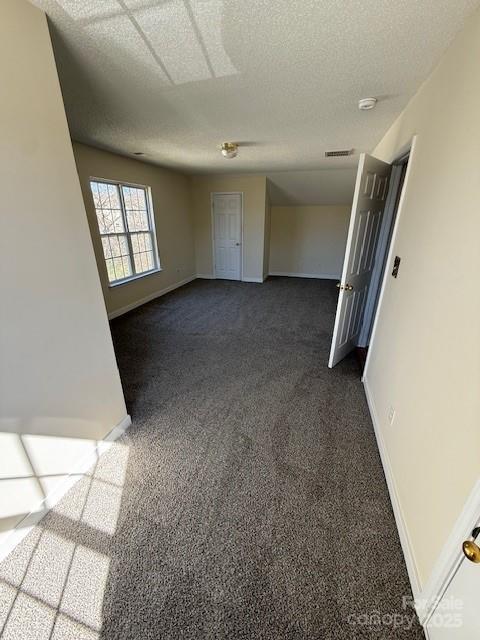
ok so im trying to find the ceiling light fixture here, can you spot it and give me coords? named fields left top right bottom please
left=221, top=142, right=238, bottom=159
left=358, top=97, right=377, bottom=111
left=133, top=152, right=145, bottom=156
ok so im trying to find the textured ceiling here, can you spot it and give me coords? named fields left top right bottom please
left=32, top=0, right=479, bottom=185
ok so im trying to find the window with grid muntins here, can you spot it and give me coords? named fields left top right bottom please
left=89, top=180, right=160, bottom=285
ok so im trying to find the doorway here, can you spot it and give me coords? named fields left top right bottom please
left=328, top=146, right=411, bottom=370
left=357, top=154, right=409, bottom=354
left=212, top=192, right=243, bottom=281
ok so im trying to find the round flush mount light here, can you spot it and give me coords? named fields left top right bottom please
left=221, top=142, right=238, bottom=159
left=358, top=97, right=377, bottom=111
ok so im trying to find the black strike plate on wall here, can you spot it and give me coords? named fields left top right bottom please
left=392, top=256, right=401, bottom=278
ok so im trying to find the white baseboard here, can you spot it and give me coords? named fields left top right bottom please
left=198, top=274, right=266, bottom=283
left=268, top=271, right=339, bottom=280
left=363, top=378, right=422, bottom=600
left=108, top=275, right=196, bottom=319
left=0, top=414, right=131, bottom=564
left=108, top=273, right=269, bottom=320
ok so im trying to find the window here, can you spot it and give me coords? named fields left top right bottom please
left=89, top=179, right=160, bottom=285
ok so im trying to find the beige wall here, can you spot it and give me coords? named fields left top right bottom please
left=190, top=174, right=267, bottom=281
left=0, top=0, right=127, bottom=543
left=366, top=7, right=480, bottom=587
left=74, top=143, right=196, bottom=316
left=269, top=205, right=350, bottom=278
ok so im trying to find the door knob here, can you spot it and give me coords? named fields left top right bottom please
left=462, top=540, right=480, bottom=563
left=462, top=528, right=480, bottom=563
left=235, top=242, right=241, bottom=246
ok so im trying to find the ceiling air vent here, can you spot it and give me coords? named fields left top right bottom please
left=325, top=149, right=354, bottom=157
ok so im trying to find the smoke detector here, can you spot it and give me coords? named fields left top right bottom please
left=358, top=97, right=377, bottom=111
left=221, top=142, right=238, bottom=159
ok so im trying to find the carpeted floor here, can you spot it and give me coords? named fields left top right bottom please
left=0, top=277, right=424, bottom=639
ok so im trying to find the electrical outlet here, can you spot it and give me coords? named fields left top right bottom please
left=388, top=406, right=396, bottom=425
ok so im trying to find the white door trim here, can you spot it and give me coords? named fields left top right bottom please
left=362, top=135, right=418, bottom=379
left=357, top=162, right=405, bottom=347
left=211, top=191, right=243, bottom=280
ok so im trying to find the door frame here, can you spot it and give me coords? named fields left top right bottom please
left=362, top=136, right=417, bottom=379
left=210, top=191, right=244, bottom=281
left=357, top=156, right=410, bottom=347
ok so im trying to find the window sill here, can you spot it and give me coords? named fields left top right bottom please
left=108, top=268, right=162, bottom=288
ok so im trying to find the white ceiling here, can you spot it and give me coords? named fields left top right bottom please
left=32, top=0, right=479, bottom=201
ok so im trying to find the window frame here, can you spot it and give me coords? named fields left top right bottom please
left=89, top=177, right=161, bottom=287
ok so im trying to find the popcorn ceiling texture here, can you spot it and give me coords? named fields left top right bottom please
left=0, top=278, right=424, bottom=639
left=32, top=0, right=479, bottom=174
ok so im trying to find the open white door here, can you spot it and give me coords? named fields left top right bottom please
left=328, top=153, right=392, bottom=368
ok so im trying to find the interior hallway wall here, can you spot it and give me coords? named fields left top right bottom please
left=190, top=174, right=267, bottom=282
left=269, top=205, right=350, bottom=278
left=0, top=0, right=127, bottom=549
left=263, top=188, right=272, bottom=279
left=74, top=143, right=196, bottom=317
left=365, top=5, right=480, bottom=588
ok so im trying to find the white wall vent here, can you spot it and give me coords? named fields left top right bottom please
left=325, top=149, right=354, bottom=157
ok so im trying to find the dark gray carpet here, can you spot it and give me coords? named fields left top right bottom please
left=0, top=277, right=423, bottom=639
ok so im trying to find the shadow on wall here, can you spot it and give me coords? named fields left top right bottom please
left=0, top=439, right=130, bottom=639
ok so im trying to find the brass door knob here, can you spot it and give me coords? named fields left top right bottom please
left=345, top=284, right=354, bottom=291
left=462, top=540, right=480, bottom=563
left=336, top=282, right=341, bottom=288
